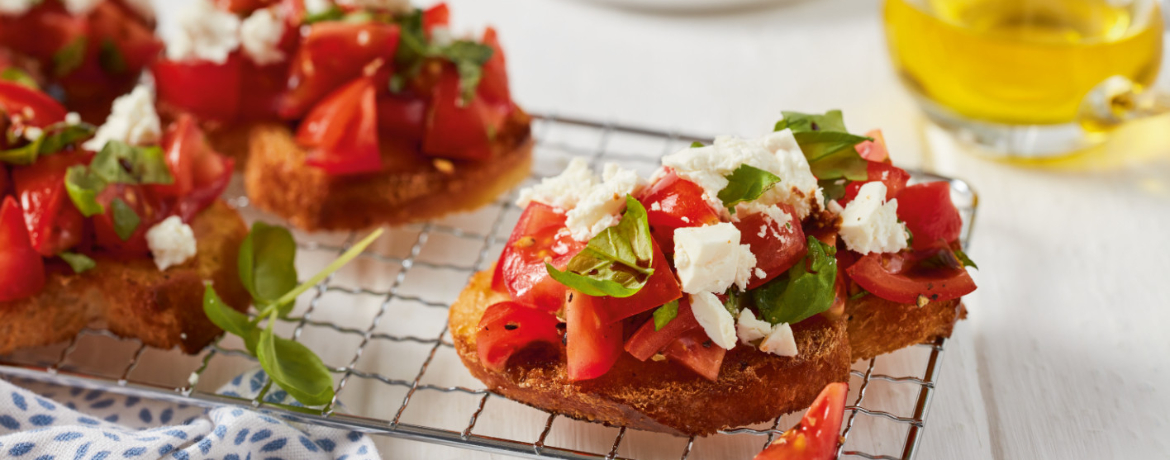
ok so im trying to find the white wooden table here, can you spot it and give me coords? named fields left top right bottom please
left=153, top=0, right=1170, bottom=458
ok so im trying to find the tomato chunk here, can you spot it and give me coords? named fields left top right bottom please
left=638, top=169, right=720, bottom=255
left=297, top=76, right=383, bottom=175
left=847, top=248, right=976, bottom=305
left=565, top=291, right=623, bottom=381
left=280, top=21, right=400, bottom=119
left=624, top=298, right=700, bottom=361
left=735, top=204, right=807, bottom=289
left=595, top=239, right=682, bottom=324
left=422, top=3, right=449, bottom=38
left=0, top=195, right=45, bottom=302
left=754, top=382, right=847, bottom=460
left=477, top=27, right=510, bottom=105
left=10, top=151, right=90, bottom=256
left=664, top=328, right=726, bottom=382
left=375, top=93, right=427, bottom=145
left=841, top=162, right=910, bottom=206
left=153, top=55, right=243, bottom=122
left=854, top=129, right=889, bottom=163
left=495, top=202, right=584, bottom=312
left=150, top=114, right=235, bottom=220
left=476, top=301, right=562, bottom=372
left=422, top=66, right=494, bottom=161
left=92, top=184, right=160, bottom=257
left=896, top=182, right=962, bottom=250
left=0, top=80, right=67, bottom=127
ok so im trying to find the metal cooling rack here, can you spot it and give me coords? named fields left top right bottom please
left=0, top=114, right=978, bottom=460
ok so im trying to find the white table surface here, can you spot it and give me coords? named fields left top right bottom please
left=148, top=1, right=1170, bottom=458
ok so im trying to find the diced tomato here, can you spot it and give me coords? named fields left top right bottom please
left=238, top=58, right=292, bottom=121
left=638, top=169, right=720, bottom=255
left=92, top=184, right=160, bottom=257
left=664, top=328, right=726, bottom=382
left=421, top=66, right=495, bottom=161
left=565, top=291, right=623, bottom=381
left=624, top=299, right=700, bottom=361
left=476, top=301, right=562, bottom=372
left=153, top=55, right=243, bottom=122
left=0, top=195, right=45, bottom=302
left=0, top=80, right=67, bottom=127
left=854, top=129, right=889, bottom=163
left=495, top=202, right=584, bottom=312
left=595, top=239, right=682, bottom=324
left=477, top=27, right=510, bottom=105
left=297, top=76, right=383, bottom=175
left=10, top=151, right=90, bottom=256
left=847, top=248, right=977, bottom=305
left=753, top=382, right=847, bottom=460
left=0, top=164, right=9, bottom=196
left=422, top=3, right=450, bottom=39
left=735, top=203, right=807, bottom=289
left=86, top=1, right=162, bottom=73
left=0, top=3, right=87, bottom=64
left=896, top=182, right=962, bottom=251
left=375, top=93, right=427, bottom=144
left=149, top=114, right=235, bottom=220
left=841, top=162, right=910, bottom=205
left=279, top=22, right=400, bottom=119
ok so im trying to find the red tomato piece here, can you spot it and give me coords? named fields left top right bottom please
left=279, top=22, right=400, bottom=119
left=0, top=195, right=45, bottom=302
left=638, top=169, right=721, bottom=255
left=623, top=298, right=700, bottom=361
left=375, top=93, right=427, bottom=144
left=476, top=301, right=562, bottom=372
left=92, top=184, right=160, bottom=257
left=477, top=27, right=510, bottom=105
left=565, top=291, right=623, bottom=381
left=0, top=80, right=67, bottom=127
left=422, top=66, right=494, bottom=160
left=297, top=76, right=383, bottom=175
left=0, top=3, right=87, bottom=64
left=663, top=328, right=726, bottom=381
left=153, top=55, right=243, bottom=122
left=841, top=162, right=910, bottom=206
left=595, top=239, right=682, bottom=324
left=10, top=151, right=90, bottom=256
left=896, top=182, right=962, bottom=250
left=422, top=3, right=450, bottom=38
left=86, top=1, right=162, bottom=73
left=495, top=202, right=584, bottom=312
left=854, top=129, right=889, bottom=163
left=735, top=203, right=807, bottom=289
left=148, top=114, right=235, bottom=220
left=754, top=382, right=847, bottom=460
left=238, top=58, right=292, bottom=121
left=846, top=248, right=977, bottom=305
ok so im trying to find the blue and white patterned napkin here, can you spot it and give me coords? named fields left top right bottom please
left=0, top=368, right=379, bottom=460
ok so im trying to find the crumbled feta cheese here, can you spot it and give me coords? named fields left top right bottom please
left=839, top=182, right=908, bottom=254
left=650, top=201, right=662, bottom=212
left=759, top=323, right=798, bottom=357
left=736, top=309, right=772, bottom=345
left=146, top=216, right=198, bottom=271
left=164, top=0, right=241, bottom=64
left=65, top=112, right=82, bottom=125
left=0, top=0, right=33, bottom=16
left=754, top=267, right=767, bottom=280
left=563, top=163, right=646, bottom=241
left=516, top=158, right=597, bottom=210
left=240, top=7, right=286, bottom=65
left=674, top=223, right=753, bottom=294
left=681, top=216, right=690, bottom=223
left=690, top=292, right=737, bottom=350
left=303, top=0, right=332, bottom=14
left=61, top=0, right=100, bottom=15
left=337, top=0, right=409, bottom=13
left=735, top=201, right=792, bottom=229
left=826, top=199, right=844, bottom=214
left=83, top=85, right=161, bottom=151
left=22, top=126, right=42, bottom=142
left=430, top=26, right=455, bottom=47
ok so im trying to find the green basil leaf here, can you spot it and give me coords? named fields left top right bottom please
left=723, top=288, right=744, bottom=318
left=59, top=252, right=96, bottom=273
left=272, top=228, right=384, bottom=313
left=303, top=4, right=345, bottom=24
left=393, top=9, right=428, bottom=65
left=239, top=222, right=299, bottom=303
left=799, top=132, right=870, bottom=181
left=110, top=197, right=140, bottom=241
left=53, top=36, right=87, bottom=77
left=774, top=110, right=848, bottom=133
left=0, top=68, right=38, bottom=89
left=718, top=164, right=781, bottom=214
left=653, top=299, right=679, bottom=331
left=751, top=236, right=838, bottom=325
left=955, top=248, right=978, bottom=269
left=64, top=165, right=107, bottom=217
left=98, top=39, right=128, bottom=74
left=689, top=141, right=704, bottom=148
left=548, top=196, right=656, bottom=298
left=819, top=178, right=847, bottom=203
left=90, top=140, right=173, bottom=185
left=391, top=9, right=493, bottom=104
left=438, top=40, right=494, bottom=105
left=0, top=122, right=96, bottom=166
left=546, top=262, right=642, bottom=298
left=256, top=320, right=335, bottom=406
left=203, top=285, right=260, bottom=353
left=849, top=290, right=869, bottom=302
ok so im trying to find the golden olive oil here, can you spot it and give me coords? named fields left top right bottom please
left=885, top=0, right=1164, bottom=125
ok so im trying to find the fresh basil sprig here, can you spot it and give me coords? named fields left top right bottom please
left=0, top=122, right=96, bottom=165
left=718, top=164, right=781, bottom=214
left=110, top=198, right=140, bottom=241
left=203, top=224, right=384, bottom=406
left=392, top=8, right=494, bottom=105
left=751, top=236, right=838, bottom=325
left=0, top=68, right=38, bottom=89
left=652, top=299, right=679, bottom=331
left=53, top=36, right=87, bottom=77
left=64, top=140, right=173, bottom=217
left=547, top=196, right=655, bottom=298
left=59, top=252, right=96, bottom=274
left=774, top=110, right=871, bottom=200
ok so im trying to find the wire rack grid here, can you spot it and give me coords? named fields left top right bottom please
left=0, top=114, right=978, bottom=460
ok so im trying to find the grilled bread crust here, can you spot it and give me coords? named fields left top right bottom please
left=845, top=295, right=966, bottom=361
left=240, top=110, right=533, bottom=231
left=449, top=269, right=852, bottom=436
left=0, top=200, right=250, bottom=355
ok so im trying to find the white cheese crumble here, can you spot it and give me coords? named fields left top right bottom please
left=240, top=7, right=286, bottom=65
left=839, top=182, right=908, bottom=254
left=754, top=267, right=767, bottom=280
left=83, top=85, right=161, bottom=151
left=61, top=0, right=100, bottom=15
left=65, top=112, right=82, bottom=125
left=303, top=0, right=332, bottom=15
left=516, top=158, right=597, bottom=210
left=736, top=309, right=772, bottom=345
left=22, top=126, right=42, bottom=142
left=146, top=216, right=198, bottom=271
left=430, top=26, right=455, bottom=47
left=673, top=223, right=756, bottom=294
left=564, top=164, right=646, bottom=241
left=690, top=292, right=737, bottom=350
left=759, top=322, right=798, bottom=357
left=826, top=199, right=844, bottom=214
left=164, top=0, right=241, bottom=64
left=0, top=0, right=33, bottom=16
left=650, top=201, right=662, bottom=212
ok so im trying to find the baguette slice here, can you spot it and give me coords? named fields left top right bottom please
left=845, top=295, right=966, bottom=362
left=450, top=269, right=852, bottom=436
left=0, top=200, right=251, bottom=355
left=242, top=110, right=533, bottom=231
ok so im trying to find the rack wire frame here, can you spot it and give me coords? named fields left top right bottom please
left=0, top=114, right=978, bottom=460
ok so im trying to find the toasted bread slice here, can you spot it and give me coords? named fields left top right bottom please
left=450, top=269, right=851, bottom=436
left=0, top=200, right=251, bottom=355
left=241, top=110, right=533, bottom=231
left=845, top=295, right=966, bottom=362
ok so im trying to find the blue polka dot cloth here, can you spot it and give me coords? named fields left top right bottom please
left=0, top=368, right=379, bottom=460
